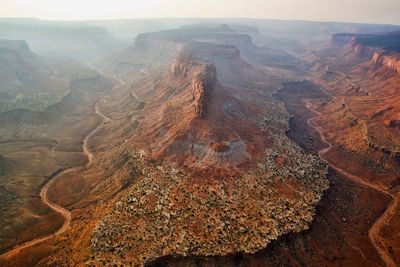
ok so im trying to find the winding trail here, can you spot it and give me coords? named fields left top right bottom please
left=305, top=99, right=398, bottom=267
left=0, top=103, right=110, bottom=261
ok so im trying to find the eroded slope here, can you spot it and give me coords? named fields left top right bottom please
left=78, top=32, right=329, bottom=266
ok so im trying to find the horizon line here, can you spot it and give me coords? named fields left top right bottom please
left=0, top=16, right=399, bottom=27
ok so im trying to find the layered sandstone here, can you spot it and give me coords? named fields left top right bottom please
left=332, top=32, right=400, bottom=70
left=316, top=31, right=400, bottom=156
left=372, top=51, right=400, bottom=74
left=129, top=42, right=258, bottom=168
left=191, top=64, right=216, bottom=118
left=171, top=52, right=217, bottom=118
left=171, top=51, right=217, bottom=119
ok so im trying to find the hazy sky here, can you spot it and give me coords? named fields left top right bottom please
left=0, top=0, right=399, bottom=24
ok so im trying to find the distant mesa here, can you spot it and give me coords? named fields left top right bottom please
left=330, top=31, right=400, bottom=76
left=0, top=39, right=35, bottom=58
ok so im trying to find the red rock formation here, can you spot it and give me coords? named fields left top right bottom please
left=315, top=31, right=400, bottom=156
left=170, top=51, right=217, bottom=118
left=332, top=32, right=400, bottom=73
left=192, top=64, right=216, bottom=118
left=340, top=39, right=379, bottom=63
left=128, top=41, right=272, bottom=173
left=6, top=26, right=331, bottom=267
left=372, top=51, right=400, bottom=74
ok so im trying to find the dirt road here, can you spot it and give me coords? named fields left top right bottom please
left=0, top=103, right=110, bottom=261
left=305, top=99, right=398, bottom=267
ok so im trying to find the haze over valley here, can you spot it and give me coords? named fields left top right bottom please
left=0, top=1, right=400, bottom=266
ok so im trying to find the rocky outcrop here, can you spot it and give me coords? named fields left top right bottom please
left=129, top=30, right=323, bottom=174
left=372, top=51, right=400, bottom=75
left=170, top=52, right=200, bottom=78
left=170, top=50, right=217, bottom=118
left=192, top=64, right=216, bottom=118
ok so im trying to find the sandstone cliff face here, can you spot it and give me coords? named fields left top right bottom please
left=113, top=32, right=184, bottom=69
left=341, top=40, right=379, bottom=63
left=316, top=32, right=400, bottom=156
left=332, top=32, right=400, bottom=74
left=192, top=64, right=217, bottom=118
left=372, top=52, right=400, bottom=74
left=171, top=53, right=193, bottom=78
left=112, top=27, right=260, bottom=81
left=129, top=41, right=272, bottom=169
left=170, top=50, right=217, bottom=119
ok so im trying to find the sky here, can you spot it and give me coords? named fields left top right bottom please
left=0, top=0, right=399, bottom=24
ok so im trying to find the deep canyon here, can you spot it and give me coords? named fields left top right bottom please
left=0, top=19, right=399, bottom=267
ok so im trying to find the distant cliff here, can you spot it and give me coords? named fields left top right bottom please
left=332, top=31, right=400, bottom=74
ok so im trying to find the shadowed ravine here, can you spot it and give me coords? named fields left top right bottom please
left=305, top=99, right=398, bottom=267
left=0, top=102, right=111, bottom=261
